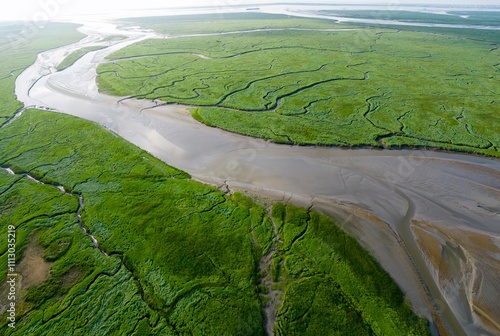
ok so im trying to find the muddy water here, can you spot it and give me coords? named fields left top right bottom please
left=13, top=21, right=500, bottom=336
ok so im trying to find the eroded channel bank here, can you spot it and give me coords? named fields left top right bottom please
left=14, top=19, right=500, bottom=336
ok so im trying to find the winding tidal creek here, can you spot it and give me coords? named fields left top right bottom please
left=14, top=19, right=500, bottom=336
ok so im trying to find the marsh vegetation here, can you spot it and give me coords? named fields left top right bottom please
left=56, top=46, right=106, bottom=71
left=99, top=13, right=500, bottom=157
left=0, top=109, right=429, bottom=334
left=0, top=17, right=433, bottom=335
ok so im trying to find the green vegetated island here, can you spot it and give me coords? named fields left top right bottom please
left=56, top=46, right=106, bottom=71
left=2, top=10, right=498, bottom=335
left=99, top=12, right=500, bottom=157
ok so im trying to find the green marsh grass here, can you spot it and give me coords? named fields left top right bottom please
left=99, top=15, right=500, bottom=157
left=56, top=46, right=105, bottom=71
left=0, top=23, right=84, bottom=123
left=122, top=12, right=351, bottom=35
left=0, top=17, right=432, bottom=335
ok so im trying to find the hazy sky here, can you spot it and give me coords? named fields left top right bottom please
left=1, top=0, right=498, bottom=22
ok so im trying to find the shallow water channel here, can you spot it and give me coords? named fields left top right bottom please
left=14, top=19, right=500, bottom=336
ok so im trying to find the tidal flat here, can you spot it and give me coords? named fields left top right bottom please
left=1, top=7, right=499, bottom=336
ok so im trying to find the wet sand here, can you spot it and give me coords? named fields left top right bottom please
left=14, top=19, right=500, bottom=336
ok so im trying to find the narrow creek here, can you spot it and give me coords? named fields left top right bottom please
left=259, top=207, right=283, bottom=336
left=393, top=184, right=460, bottom=335
left=10, top=18, right=500, bottom=336
left=1, top=167, right=103, bottom=255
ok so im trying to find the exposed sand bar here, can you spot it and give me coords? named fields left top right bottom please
left=14, top=19, right=500, bottom=336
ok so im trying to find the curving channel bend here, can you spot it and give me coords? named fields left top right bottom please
left=13, top=20, right=500, bottom=336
